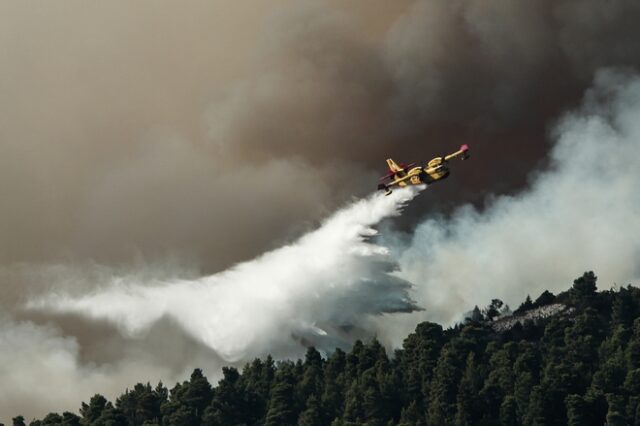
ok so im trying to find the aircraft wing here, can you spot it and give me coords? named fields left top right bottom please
left=386, top=174, right=411, bottom=187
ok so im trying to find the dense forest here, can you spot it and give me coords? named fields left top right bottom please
left=12, top=271, right=640, bottom=426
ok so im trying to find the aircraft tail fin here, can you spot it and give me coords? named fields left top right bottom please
left=386, top=158, right=402, bottom=172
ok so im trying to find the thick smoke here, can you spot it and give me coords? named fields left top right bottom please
left=2, top=0, right=640, bottom=270
left=374, top=70, right=640, bottom=345
left=209, top=0, right=640, bottom=209
left=3, top=0, right=640, bottom=421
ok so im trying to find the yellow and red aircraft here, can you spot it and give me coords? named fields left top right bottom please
left=377, top=144, right=470, bottom=195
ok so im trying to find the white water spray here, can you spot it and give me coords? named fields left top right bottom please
left=30, top=187, right=423, bottom=361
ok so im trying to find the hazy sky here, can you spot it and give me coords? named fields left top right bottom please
left=0, top=0, right=412, bottom=271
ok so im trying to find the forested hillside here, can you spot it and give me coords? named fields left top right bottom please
left=14, top=271, right=640, bottom=426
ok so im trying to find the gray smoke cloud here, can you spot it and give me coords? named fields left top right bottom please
left=210, top=0, right=640, bottom=207
left=3, top=0, right=640, bottom=421
left=3, top=0, right=640, bottom=270
left=374, top=69, right=640, bottom=345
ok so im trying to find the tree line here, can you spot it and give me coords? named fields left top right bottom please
left=12, top=271, right=640, bottom=425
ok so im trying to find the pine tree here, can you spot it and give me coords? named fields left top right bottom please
left=611, top=286, right=637, bottom=328
left=342, top=380, right=363, bottom=424
left=92, top=402, right=127, bottom=426
left=513, top=342, right=539, bottom=419
left=524, top=386, right=546, bottom=426
left=565, top=394, right=588, bottom=426
left=398, top=401, right=425, bottom=426
left=116, top=382, right=161, bottom=425
left=627, top=319, right=640, bottom=368
left=163, top=404, right=197, bottom=426
left=484, top=299, right=504, bottom=320
left=321, top=349, right=346, bottom=424
left=11, top=416, right=25, bottom=426
left=634, top=401, right=640, bottom=426
left=533, top=290, right=556, bottom=308
left=516, top=295, right=533, bottom=314
left=265, top=364, right=297, bottom=426
left=469, top=306, right=484, bottom=322
left=185, top=368, right=213, bottom=419
left=570, top=271, right=598, bottom=307
left=455, top=353, right=480, bottom=426
left=625, top=369, right=640, bottom=396
left=427, top=347, right=461, bottom=426
left=592, top=349, right=627, bottom=395
left=41, top=413, right=63, bottom=425
left=299, top=347, right=324, bottom=406
left=239, top=356, right=275, bottom=424
left=499, top=395, right=518, bottom=426
left=480, top=342, right=517, bottom=419
left=61, top=412, right=81, bottom=426
left=361, top=369, right=384, bottom=425
left=605, top=394, right=627, bottom=426
left=345, top=341, right=364, bottom=382
left=80, top=394, right=109, bottom=424
left=202, top=367, right=245, bottom=426
left=298, top=395, right=322, bottom=426
left=155, top=381, right=168, bottom=405
left=160, top=383, right=195, bottom=426
left=397, top=322, right=444, bottom=411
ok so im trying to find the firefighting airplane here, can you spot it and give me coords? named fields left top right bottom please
left=377, top=144, right=470, bottom=195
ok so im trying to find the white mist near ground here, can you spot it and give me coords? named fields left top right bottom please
left=0, top=317, right=181, bottom=421
left=374, top=69, right=640, bottom=343
left=30, top=187, right=423, bottom=362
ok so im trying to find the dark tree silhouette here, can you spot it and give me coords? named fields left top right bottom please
left=19, top=272, right=640, bottom=426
